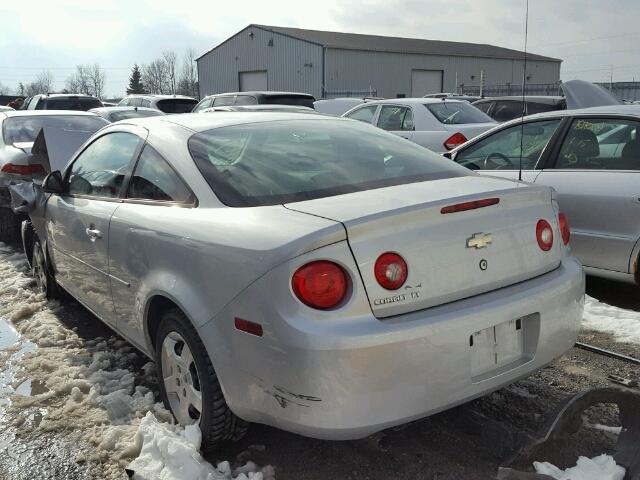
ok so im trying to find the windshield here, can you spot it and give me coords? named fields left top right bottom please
left=3, top=115, right=108, bottom=144
left=188, top=119, right=469, bottom=207
left=108, top=110, right=164, bottom=122
left=262, top=95, right=315, bottom=108
left=40, top=97, right=103, bottom=111
left=425, top=102, right=494, bottom=124
left=156, top=99, right=198, bottom=113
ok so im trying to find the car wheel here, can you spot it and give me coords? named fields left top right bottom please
left=0, top=208, right=21, bottom=244
left=155, top=308, right=248, bottom=450
left=32, top=238, right=58, bottom=299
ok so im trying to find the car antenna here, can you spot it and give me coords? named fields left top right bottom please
left=518, top=0, right=529, bottom=183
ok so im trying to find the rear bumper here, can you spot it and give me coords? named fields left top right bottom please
left=202, top=256, right=584, bottom=440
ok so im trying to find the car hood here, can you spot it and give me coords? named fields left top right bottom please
left=561, top=79, right=622, bottom=109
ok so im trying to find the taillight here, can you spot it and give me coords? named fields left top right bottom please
left=441, top=197, right=499, bottom=214
left=443, top=132, right=467, bottom=151
left=292, top=261, right=348, bottom=309
left=536, top=219, right=554, bottom=251
left=1, top=163, right=46, bottom=175
left=558, top=212, right=570, bottom=245
left=374, top=252, right=408, bottom=290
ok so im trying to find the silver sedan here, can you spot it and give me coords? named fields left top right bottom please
left=27, top=112, right=584, bottom=448
left=449, top=104, right=640, bottom=285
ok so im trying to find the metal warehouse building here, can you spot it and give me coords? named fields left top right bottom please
left=196, top=24, right=561, bottom=100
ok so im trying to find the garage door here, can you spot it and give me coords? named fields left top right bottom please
left=411, top=70, right=443, bottom=97
left=239, top=71, right=268, bottom=91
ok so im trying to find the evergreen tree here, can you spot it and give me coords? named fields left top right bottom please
left=126, top=64, right=145, bottom=94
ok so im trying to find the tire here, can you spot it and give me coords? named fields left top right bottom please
left=32, top=238, right=58, bottom=300
left=0, top=208, right=21, bottom=244
left=155, top=308, right=248, bottom=450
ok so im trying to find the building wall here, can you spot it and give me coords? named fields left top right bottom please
left=197, top=26, right=323, bottom=98
left=324, top=48, right=561, bottom=98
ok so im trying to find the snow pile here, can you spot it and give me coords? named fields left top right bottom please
left=582, top=295, right=640, bottom=345
left=534, top=454, right=625, bottom=480
left=128, top=412, right=271, bottom=480
left=0, top=243, right=272, bottom=479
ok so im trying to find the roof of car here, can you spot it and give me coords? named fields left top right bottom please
left=474, top=96, right=565, bottom=104
left=36, top=93, right=100, bottom=99
left=89, top=106, right=163, bottom=114
left=362, top=98, right=469, bottom=105
left=487, top=104, right=640, bottom=126
left=202, top=91, right=314, bottom=99
left=124, top=94, right=197, bottom=100
left=119, top=111, right=344, bottom=132
left=1, top=110, right=102, bottom=118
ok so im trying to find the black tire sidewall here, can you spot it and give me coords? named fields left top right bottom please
left=32, top=238, right=56, bottom=299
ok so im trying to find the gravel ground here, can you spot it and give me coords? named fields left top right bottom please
left=0, top=245, right=638, bottom=480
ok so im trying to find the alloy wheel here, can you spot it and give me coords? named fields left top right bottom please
left=32, top=245, right=48, bottom=296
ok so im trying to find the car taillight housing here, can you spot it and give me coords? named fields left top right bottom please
left=1, top=163, right=46, bottom=176
left=558, top=212, right=570, bottom=245
left=292, top=261, right=348, bottom=310
left=536, top=219, right=554, bottom=251
left=374, top=252, right=408, bottom=290
left=443, top=132, right=467, bottom=151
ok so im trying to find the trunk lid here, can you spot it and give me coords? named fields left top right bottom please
left=285, top=176, right=562, bottom=318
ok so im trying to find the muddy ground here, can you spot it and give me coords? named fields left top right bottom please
left=0, top=245, right=638, bottom=480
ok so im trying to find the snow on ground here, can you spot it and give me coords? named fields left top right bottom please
left=582, top=295, right=640, bottom=345
left=534, top=454, right=625, bottom=480
left=0, top=243, right=268, bottom=479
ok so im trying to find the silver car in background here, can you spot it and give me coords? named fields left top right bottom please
left=88, top=106, right=165, bottom=123
left=0, top=110, right=108, bottom=241
left=449, top=104, right=640, bottom=285
left=27, top=112, right=583, bottom=448
left=343, top=98, right=496, bottom=153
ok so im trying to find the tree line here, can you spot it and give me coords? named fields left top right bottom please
left=2, top=48, right=198, bottom=99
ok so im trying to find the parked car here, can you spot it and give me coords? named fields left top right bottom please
left=313, top=97, right=382, bottom=116
left=192, top=91, right=315, bottom=112
left=100, top=101, right=117, bottom=107
left=24, top=94, right=103, bottom=111
left=448, top=104, right=640, bottom=284
left=118, top=94, right=197, bottom=113
left=343, top=98, right=496, bottom=152
left=472, top=96, right=567, bottom=122
left=424, top=93, right=481, bottom=103
left=0, top=111, right=109, bottom=241
left=201, top=105, right=315, bottom=114
left=26, top=112, right=583, bottom=449
left=0, top=106, right=14, bottom=112
left=89, top=106, right=165, bottom=122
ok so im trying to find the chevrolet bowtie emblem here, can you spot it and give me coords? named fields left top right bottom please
left=467, top=232, right=493, bottom=249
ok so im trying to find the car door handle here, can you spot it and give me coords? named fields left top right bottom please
left=85, top=228, right=102, bottom=241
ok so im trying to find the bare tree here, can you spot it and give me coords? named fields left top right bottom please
left=177, top=48, right=198, bottom=97
left=66, top=65, right=91, bottom=95
left=0, top=81, right=10, bottom=96
left=142, top=59, right=168, bottom=94
left=25, top=70, right=54, bottom=96
left=88, top=64, right=105, bottom=99
left=162, top=51, right=177, bottom=94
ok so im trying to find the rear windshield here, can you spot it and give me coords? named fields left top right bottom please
left=262, top=95, right=315, bottom=109
left=156, top=99, right=198, bottom=113
left=40, top=97, right=103, bottom=111
left=425, top=102, right=494, bottom=124
left=3, top=115, right=108, bottom=144
left=108, top=110, right=164, bottom=122
left=188, top=119, right=469, bottom=207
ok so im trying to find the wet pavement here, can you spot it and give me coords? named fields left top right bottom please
left=0, top=241, right=638, bottom=480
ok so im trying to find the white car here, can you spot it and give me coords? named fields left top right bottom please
left=343, top=98, right=497, bottom=153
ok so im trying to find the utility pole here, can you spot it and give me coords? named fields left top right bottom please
left=479, top=69, right=485, bottom=98
left=609, top=64, right=614, bottom=92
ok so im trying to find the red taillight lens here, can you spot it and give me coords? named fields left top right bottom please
left=536, top=219, right=554, bottom=251
left=1, top=163, right=46, bottom=175
left=443, top=132, right=468, bottom=151
left=374, top=252, right=408, bottom=290
left=558, top=212, right=570, bottom=246
left=292, top=261, right=348, bottom=309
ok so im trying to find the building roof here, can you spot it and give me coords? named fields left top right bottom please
left=198, top=24, right=560, bottom=62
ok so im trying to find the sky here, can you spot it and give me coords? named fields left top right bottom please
left=1, top=0, right=639, bottom=98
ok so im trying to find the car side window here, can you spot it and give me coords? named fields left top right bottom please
left=127, top=145, right=194, bottom=203
left=555, top=118, right=640, bottom=170
left=377, top=106, right=413, bottom=131
left=492, top=101, right=524, bottom=122
left=129, top=98, right=142, bottom=107
left=235, top=95, right=257, bottom=105
left=214, top=96, right=235, bottom=106
left=474, top=101, right=493, bottom=114
left=344, top=105, right=377, bottom=123
left=193, top=98, right=212, bottom=112
left=67, top=132, right=141, bottom=198
left=141, top=99, right=151, bottom=108
left=455, top=119, right=561, bottom=170
left=120, top=98, right=130, bottom=106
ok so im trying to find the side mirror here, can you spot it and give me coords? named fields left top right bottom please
left=42, top=170, right=65, bottom=194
